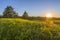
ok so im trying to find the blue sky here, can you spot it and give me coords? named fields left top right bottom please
left=0, top=0, right=60, bottom=17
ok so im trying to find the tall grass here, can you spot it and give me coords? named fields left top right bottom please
left=0, top=18, right=60, bottom=40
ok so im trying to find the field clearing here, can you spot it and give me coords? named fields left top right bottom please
left=0, top=18, right=60, bottom=40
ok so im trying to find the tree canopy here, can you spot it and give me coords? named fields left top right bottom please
left=3, top=6, right=18, bottom=18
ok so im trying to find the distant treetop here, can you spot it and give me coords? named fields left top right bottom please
left=22, top=11, right=29, bottom=18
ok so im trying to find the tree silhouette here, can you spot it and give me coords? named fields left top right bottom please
left=22, top=11, right=28, bottom=19
left=3, top=6, right=18, bottom=18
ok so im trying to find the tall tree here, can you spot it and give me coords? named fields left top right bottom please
left=22, top=11, right=28, bottom=19
left=3, top=6, right=18, bottom=18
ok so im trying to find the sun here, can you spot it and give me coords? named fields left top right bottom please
left=46, top=13, right=52, bottom=18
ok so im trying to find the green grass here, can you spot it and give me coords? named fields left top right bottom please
left=0, top=18, right=60, bottom=40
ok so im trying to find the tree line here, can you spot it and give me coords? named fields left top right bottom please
left=0, top=6, right=59, bottom=21
left=0, top=6, right=46, bottom=21
left=0, top=6, right=29, bottom=19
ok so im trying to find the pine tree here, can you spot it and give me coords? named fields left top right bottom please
left=22, top=11, right=28, bottom=19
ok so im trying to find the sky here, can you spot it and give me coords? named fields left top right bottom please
left=0, top=0, right=60, bottom=17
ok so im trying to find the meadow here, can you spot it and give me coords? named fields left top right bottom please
left=0, top=18, right=60, bottom=40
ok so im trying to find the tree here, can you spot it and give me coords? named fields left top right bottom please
left=22, top=11, right=29, bottom=19
left=3, top=6, right=18, bottom=18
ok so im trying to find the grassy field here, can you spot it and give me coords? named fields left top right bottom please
left=0, top=18, right=60, bottom=40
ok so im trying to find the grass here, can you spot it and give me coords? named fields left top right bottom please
left=0, top=18, right=60, bottom=40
